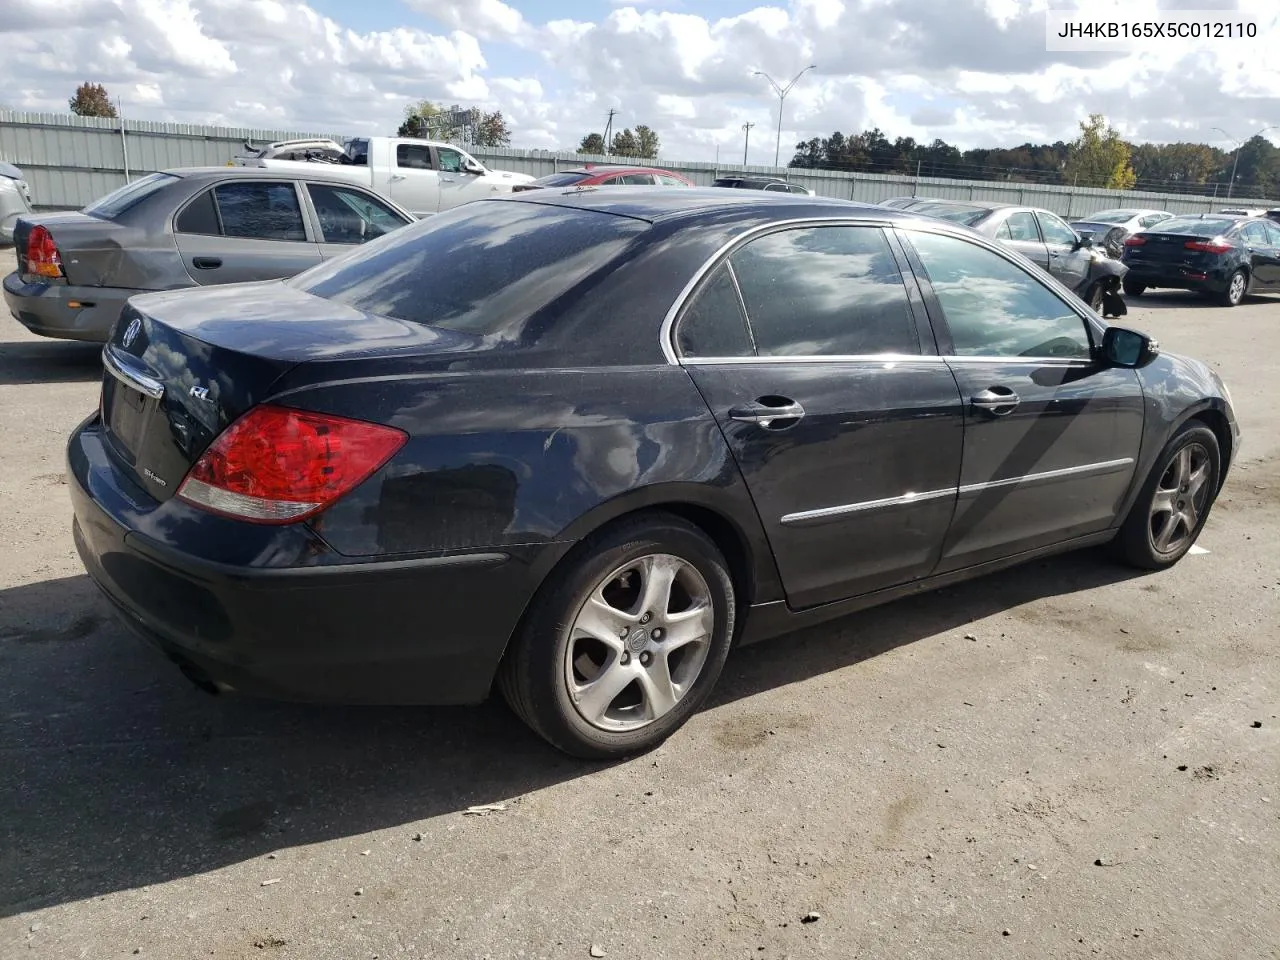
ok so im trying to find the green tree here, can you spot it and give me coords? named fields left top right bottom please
left=577, top=133, right=606, bottom=154
left=69, top=82, right=116, bottom=118
left=473, top=109, right=512, bottom=147
left=397, top=100, right=456, bottom=140
left=611, top=128, right=639, bottom=157
left=634, top=124, right=660, bottom=159
left=1064, top=114, right=1137, bottom=189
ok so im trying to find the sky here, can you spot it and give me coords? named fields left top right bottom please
left=2, top=0, right=1279, bottom=167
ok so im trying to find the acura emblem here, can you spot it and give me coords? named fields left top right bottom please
left=122, top=316, right=142, bottom=349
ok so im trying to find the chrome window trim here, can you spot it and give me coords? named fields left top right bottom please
left=778, top=457, right=1134, bottom=527
left=680, top=354, right=1092, bottom=366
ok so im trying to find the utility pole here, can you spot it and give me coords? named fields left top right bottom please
left=753, top=65, right=817, bottom=168
left=1213, top=125, right=1277, bottom=200
left=603, top=109, right=617, bottom=155
left=742, top=122, right=755, bottom=166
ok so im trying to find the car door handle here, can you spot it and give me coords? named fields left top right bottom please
left=440, top=176, right=456, bottom=182
left=389, top=174, right=406, bottom=182
left=191, top=257, right=222, bottom=270
left=728, top=398, right=805, bottom=429
left=971, top=387, right=1020, bottom=415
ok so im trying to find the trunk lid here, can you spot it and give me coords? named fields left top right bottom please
left=99, top=281, right=479, bottom=499
left=1124, top=231, right=1235, bottom=270
left=15, top=211, right=132, bottom=286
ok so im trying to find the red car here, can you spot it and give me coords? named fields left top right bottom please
left=512, top=165, right=694, bottom=192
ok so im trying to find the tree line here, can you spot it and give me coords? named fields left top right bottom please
left=790, top=114, right=1279, bottom=197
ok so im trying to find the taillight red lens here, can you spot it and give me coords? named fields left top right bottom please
left=1184, top=238, right=1232, bottom=254
left=25, top=225, right=64, bottom=278
left=176, top=405, right=407, bottom=524
left=1123, top=235, right=1146, bottom=247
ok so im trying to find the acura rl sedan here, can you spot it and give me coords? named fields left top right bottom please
left=69, top=189, right=1239, bottom=758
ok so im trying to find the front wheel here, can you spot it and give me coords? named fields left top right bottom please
left=1122, top=278, right=1147, bottom=297
left=1218, top=269, right=1248, bottom=307
left=498, top=513, right=736, bottom=759
left=1115, top=423, right=1221, bottom=570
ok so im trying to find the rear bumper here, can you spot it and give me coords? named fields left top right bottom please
left=1121, top=262, right=1233, bottom=292
left=68, top=416, right=566, bottom=705
left=3, top=271, right=142, bottom=342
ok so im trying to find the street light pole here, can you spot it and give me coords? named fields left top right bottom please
left=753, top=65, right=817, bottom=168
left=742, top=122, right=754, bottom=166
left=1212, top=125, right=1277, bottom=200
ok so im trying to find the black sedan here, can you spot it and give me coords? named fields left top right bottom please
left=70, top=189, right=1239, bottom=758
left=1120, top=214, right=1280, bottom=306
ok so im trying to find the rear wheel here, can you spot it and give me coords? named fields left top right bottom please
left=1218, top=269, right=1248, bottom=307
left=1115, top=423, right=1220, bottom=570
left=1122, top=278, right=1147, bottom=297
left=1086, top=281, right=1105, bottom=313
left=498, top=513, right=736, bottom=759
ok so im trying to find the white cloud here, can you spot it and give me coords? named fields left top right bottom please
left=1, top=0, right=1277, bottom=171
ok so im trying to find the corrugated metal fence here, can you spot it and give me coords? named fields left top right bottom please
left=1, top=110, right=1271, bottom=218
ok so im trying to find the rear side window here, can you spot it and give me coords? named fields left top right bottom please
left=175, top=189, right=220, bottom=235
left=620, top=174, right=654, bottom=185
left=676, top=264, right=754, bottom=358
left=292, top=201, right=647, bottom=336
left=84, top=173, right=177, bottom=219
left=730, top=226, right=919, bottom=357
left=1004, top=212, right=1040, bottom=242
left=657, top=175, right=688, bottom=186
left=214, top=182, right=306, bottom=241
left=1156, top=217, right=1238, bottom=237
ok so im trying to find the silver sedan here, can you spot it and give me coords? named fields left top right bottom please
left=3, top=167, right=414, bottom=342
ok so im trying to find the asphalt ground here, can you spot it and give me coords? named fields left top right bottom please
left=1, top=290, right=1277, bottom=960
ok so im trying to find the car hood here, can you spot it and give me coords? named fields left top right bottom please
left=482, top=168, right=535, bottom=184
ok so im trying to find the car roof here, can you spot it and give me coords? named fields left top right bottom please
left=561, top=165, right=679, bottom=176
left=163, top=165, right=369, bottom=184
left=500, top=186, right=901, bottom=224
left=714, top=173, right=789, bottom=182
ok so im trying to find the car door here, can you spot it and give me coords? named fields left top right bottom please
left=897, top=227, right=1144, bottom=572
left=993, top=210, right=1049, bottom=269
left=1036, top=211, right=1090, bottom=291
left=173, top=180, right=322, bottom=285
left=387, top=143, right=440, bottom=216
left=674, top=223, right=965, bottom=610
left=434, top=145, right=493, bottom=211
left=1241, top=221, right=1280, bottom=286
left=1261, top=222, right=1280, bottom=286
left=304, top=182, right=413, bottom=259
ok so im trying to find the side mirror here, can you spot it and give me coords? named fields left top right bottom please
left=1100, top=326, right=1159, bottom=368
left=462, top=159, right=485, bottom=175
left=1073, top=232, right=1092, bottom=250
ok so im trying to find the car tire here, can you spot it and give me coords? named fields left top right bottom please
left=1085, top=280, right=1105, bottom=313
left=498, top=512, right=736, bottom=759
left=1218, top=269, right=1248, bottom=307
left=1114, top=422, right=1221, bottom=570
left=1122, top=278, right=1147, bottom=297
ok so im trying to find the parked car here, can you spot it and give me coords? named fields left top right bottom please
left=1267, top=209, right=1280, bottom=224
left=234, top=138, right=347, bottom=163
left=880, top=197, right=1128, bottom=313
left=1216, top=207, right=1267, bottom=217
left=69, top=189, right=1239, bottom=758
left=1, top=161, right=35, bottom=248
left=234, top=137, right=534, bottom=217
left=4, top=167, right=414, bottom=342
left=712, top=173, right=813, bottom=195
left=1120, top=213, right=1280, bottom=306
left=1068, top=208, right=1174, bottom=258
left=512, top=165, right=694, bottom=192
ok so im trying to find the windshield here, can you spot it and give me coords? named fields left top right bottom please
left=83, top=173, right=177, bottom=219
left=1151, top=217, right=1239, bottom=237
left=531, top=172, right=592, bottom=187
left=291, top=200, right=647, bottom=338
left=1082, top=210, right=1136, bottom=224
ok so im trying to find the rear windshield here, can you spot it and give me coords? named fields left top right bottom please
left=531, top=172, right=592, bottom=187
left=1151, top=217, right=1238, bottom=237
left=83, top=173, right=177, bottom=219
left=913, top=202, right=990, bottom=226
left=1082, top=210, right=1136, bottom=224
left=291, top=200, right=647, bottom=337
left=714, top=178, right=764, bottom=189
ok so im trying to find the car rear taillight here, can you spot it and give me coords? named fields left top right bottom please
left=1184, top=238, right=1233, bottom=254
left=176, top=405, right=407, bottom=524
left=25, top=225, right=64, bottom=278
left=1123, top=235, right=1147, bottom=247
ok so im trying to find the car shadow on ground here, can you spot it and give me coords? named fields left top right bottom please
left=0, top=549, right=1145, bottom=917
left=0, top=338, right=101, bottom=386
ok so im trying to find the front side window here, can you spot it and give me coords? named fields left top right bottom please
left=396, top=144, right=432, bottom=170
left=907, top=230, right=1092, bottom=360
left=212, top=182, right=307, bottom=241
left=308, top=183, right=410, bottom=244
left=1037, top=212, right=1079, bottom=246
left=436, top=148, right=464, bottom=173
left=730, top=226, right=919, bottom=357
left=675, top=264, right=754, bottom=358
left=620, top=173, right=655, bottom=185
left=1004, top=212, right=1040, bottom=242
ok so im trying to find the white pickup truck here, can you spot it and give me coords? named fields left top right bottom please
left=233, top=137, right=534, bottom=218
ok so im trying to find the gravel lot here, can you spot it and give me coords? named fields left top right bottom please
left=1, top=291, right=1277, bottom=960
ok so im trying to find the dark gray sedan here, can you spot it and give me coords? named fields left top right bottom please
left=4, top=167, right=414, bottom=342
left=879, top=197, right=1128, bottom=313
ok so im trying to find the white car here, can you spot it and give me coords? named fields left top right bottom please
left=1068, top=208, right=1174, bottom=258
left=1, top=161, right=35, bottom=247
left=1217, top=207, right=1267, bottom=217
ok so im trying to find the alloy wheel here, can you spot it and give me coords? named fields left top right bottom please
left=1228, top=271, right=1247, bottom=304
left=1148, top=442, right=1212, bottom=555
left=564, top=553, right=714, bottom=731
